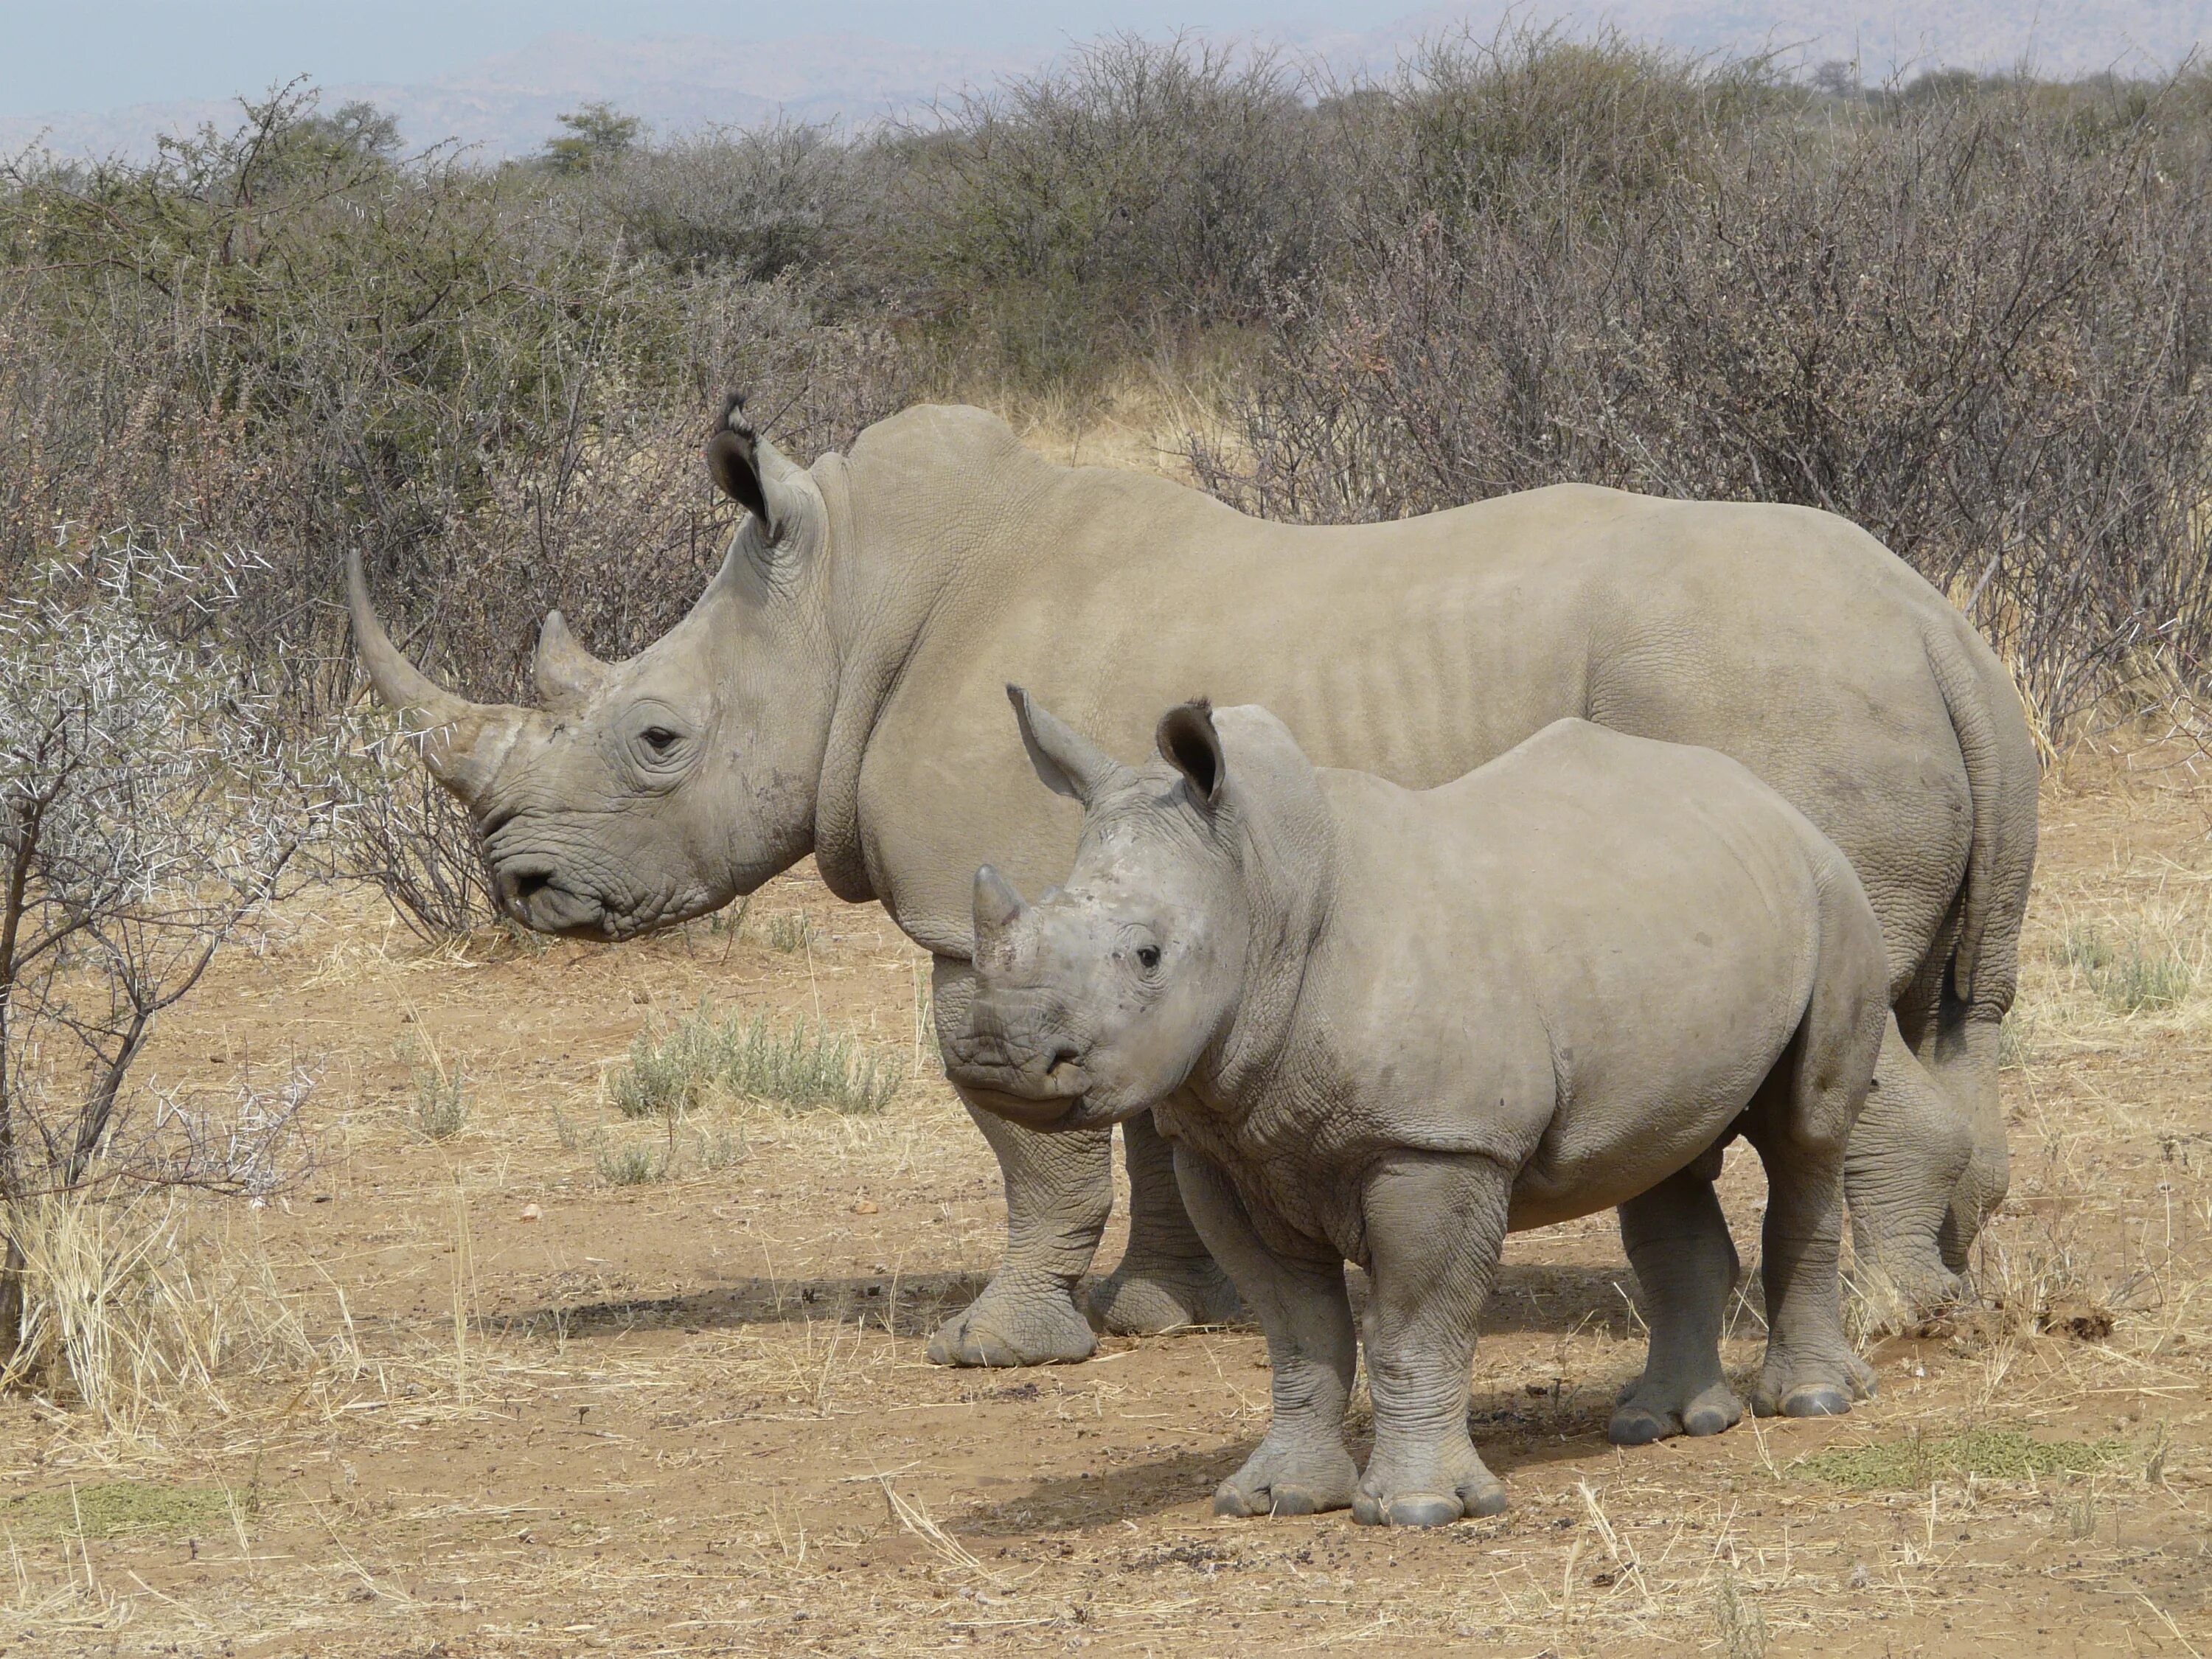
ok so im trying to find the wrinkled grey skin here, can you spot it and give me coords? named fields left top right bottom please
left=348, top=397, right=2037, bottom=1368
left=949, top=696, right=1888, bottom=1525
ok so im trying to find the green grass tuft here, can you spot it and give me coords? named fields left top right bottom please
left=403, top=1039, right=469, bottom=1139
left=2, top=1481, right=235, bottom=1539
left=760, top=911, right=819, bottom=953
left=596, top=1141, right=660, bottom=1186
left=2100, top=942, right=2192, bottom=1014
left=608, top=1000, right=903, bottom=1118
left=1794, top=1427, right=2129, bottom=1489
left=2056, top=922, right=2194, bottom=1015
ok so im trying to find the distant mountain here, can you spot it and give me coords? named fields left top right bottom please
left=0, top=30, right=1049, bottom=161
left=4, top=2, right=2204, bottom=163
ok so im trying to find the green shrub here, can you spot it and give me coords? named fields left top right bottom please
left=595, top=1141, right=660, bottom=1186
left=408, top=1048, right=470, bottom=1140
left=2100, top=943, right=2193, bottom=1015
left=2058, top=922, right=2194, bottom=1014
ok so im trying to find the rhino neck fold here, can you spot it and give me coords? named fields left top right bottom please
left=1200, top=797, right=1341, bottom=1113
left=805, top=417, right=1063, bottom=910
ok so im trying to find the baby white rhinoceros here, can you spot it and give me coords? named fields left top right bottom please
left=945, top=689, right=1888, bottom=1526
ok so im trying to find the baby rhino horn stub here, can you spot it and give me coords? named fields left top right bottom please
left=973, top=866, right=1026, bottom=947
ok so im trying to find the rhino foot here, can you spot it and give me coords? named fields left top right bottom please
left=1213, top=1436, right=1357, bottom=1519
left=1608, top=1376, right=1744, bottom=1446
left=1751, top=1346, right=1875, bottom=1419
left=1089, top=1258, right=1246, bottom=1336
left=1351, top=1436, right=1506, bottom=1527
left=925, top=1279, right=1098, bottom=1368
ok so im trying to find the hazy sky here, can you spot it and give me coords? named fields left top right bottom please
left=0, top=0, right=1341, bottom=115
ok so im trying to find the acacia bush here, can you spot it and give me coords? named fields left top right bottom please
left=892, top=32, right=1337, bottom=389
left=0, top=537, right=329, bottom=1383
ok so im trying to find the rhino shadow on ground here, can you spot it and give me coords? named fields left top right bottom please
left=961, top=1404, right=1623, bottom=1537
left=494, top=1261, right=1651, bottom=1345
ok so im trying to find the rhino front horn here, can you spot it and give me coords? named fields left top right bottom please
left=973, top=866, right=1027, bottom=945
left=347, top=549, right=526, bottom=806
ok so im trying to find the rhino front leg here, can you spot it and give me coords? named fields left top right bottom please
left=1354, top=1150, right=1514, bottom=1527
left=1844, top=1016, right=1973, bottom=1315
left=1170, top=1144, right=1357, bottom=1517
left=925, top=956, right=1105, bottom=1368
left=1091, top=1110, right=1245, bottom=1336
left=1610, top=1151, right=1745, bottom=1445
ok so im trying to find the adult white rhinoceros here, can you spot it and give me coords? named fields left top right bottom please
left=349, top=397, right=2037, bottom=1367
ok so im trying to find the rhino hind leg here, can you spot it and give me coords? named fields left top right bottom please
left=1090, top=1112, right=1247, bottom=1337
left=1610, top=1154, right=1745, bottom=1446
left=1171, top=1147, right=1358, bottom=1519
left=1747, top=973, right=1885, bottom=1419
left=925, top=1093, right=1106, bottom=1367
left=1351, top=1151, right=1514, bottom=1527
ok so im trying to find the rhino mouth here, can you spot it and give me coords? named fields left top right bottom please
left=942, top=1041, right=1093, bottom=1127
left=495, top=863, right=614, bottom=939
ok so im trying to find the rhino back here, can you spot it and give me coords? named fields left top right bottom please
left=848, top=459, right=1968, bottom=978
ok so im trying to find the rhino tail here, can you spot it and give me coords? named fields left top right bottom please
left=1923, top=610, right=2037, bottom=1020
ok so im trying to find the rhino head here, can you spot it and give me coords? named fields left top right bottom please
left=348, top=397, right=839, bottom=939
left=944, top=688, right=1330, bottom=1130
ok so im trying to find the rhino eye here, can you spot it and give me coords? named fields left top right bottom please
left=1136, top=945, right=1161, bottom=971
left=639, top=726, right=680, bottom=754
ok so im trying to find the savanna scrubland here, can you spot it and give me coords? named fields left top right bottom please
left=0, top=29, right=2208, bottom=1655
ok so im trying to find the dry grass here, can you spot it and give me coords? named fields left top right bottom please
left=0, top=777, right=2205, bottom=1654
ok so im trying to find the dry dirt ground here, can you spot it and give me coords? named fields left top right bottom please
left=3, top=745, right=2210, bottom=1658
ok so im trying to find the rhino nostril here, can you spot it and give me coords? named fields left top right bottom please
left=1046, top=1044, right=1081, bottom=1074
left=510, top=870, right=553, bottom=902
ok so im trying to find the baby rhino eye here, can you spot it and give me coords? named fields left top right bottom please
left=1136, top=945, right=1161, bottom=970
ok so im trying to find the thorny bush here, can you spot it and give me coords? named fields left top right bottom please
left=0, top=533, right=330, bottom=1374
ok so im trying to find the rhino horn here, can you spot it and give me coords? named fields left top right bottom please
left=973, top=865, right=1027, bottom=946
left=347, top=549, right=525, bottom=804
left=534, top=608, right=609, bottom=705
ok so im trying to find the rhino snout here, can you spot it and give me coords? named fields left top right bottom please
left=942, top=1029, right=1092, bottom=1127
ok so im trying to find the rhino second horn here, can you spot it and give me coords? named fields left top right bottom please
left=535, top=609, right=609, bottom=705
left=973, top=866, right=1027, bottom=944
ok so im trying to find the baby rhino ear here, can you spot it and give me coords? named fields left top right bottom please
left=1155, top=699, right=1225, bottom=807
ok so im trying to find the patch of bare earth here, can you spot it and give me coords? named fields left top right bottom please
left=1, top=751, right=2208, bottom=1658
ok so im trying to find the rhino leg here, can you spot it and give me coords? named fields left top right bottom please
left=1844, top=1017, right=1973, bottom=1313
left=1091, top=1110, right=1245, bottom=1336
left=1610, top=1153, right=1745, bottom=1446
left=1750, top=992, right=1881, bottom=1419
left=925, top=1094, right=1108, bottom=1366
left=1171, top=1145, right=1357, bottom=1518
left=1352, top=1151, right=1513, bottom=1528
left=924, top=957, right=1105, bottom=1368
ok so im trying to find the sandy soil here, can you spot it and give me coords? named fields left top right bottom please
left=1, top=748, right=2208, bottom=1658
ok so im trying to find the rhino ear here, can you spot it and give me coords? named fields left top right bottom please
left=1155, top=699, right=1225, bottom=808
left=705, top=392, right=813, bottom=551
left=1008, top=684, right=1121, bottom=804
